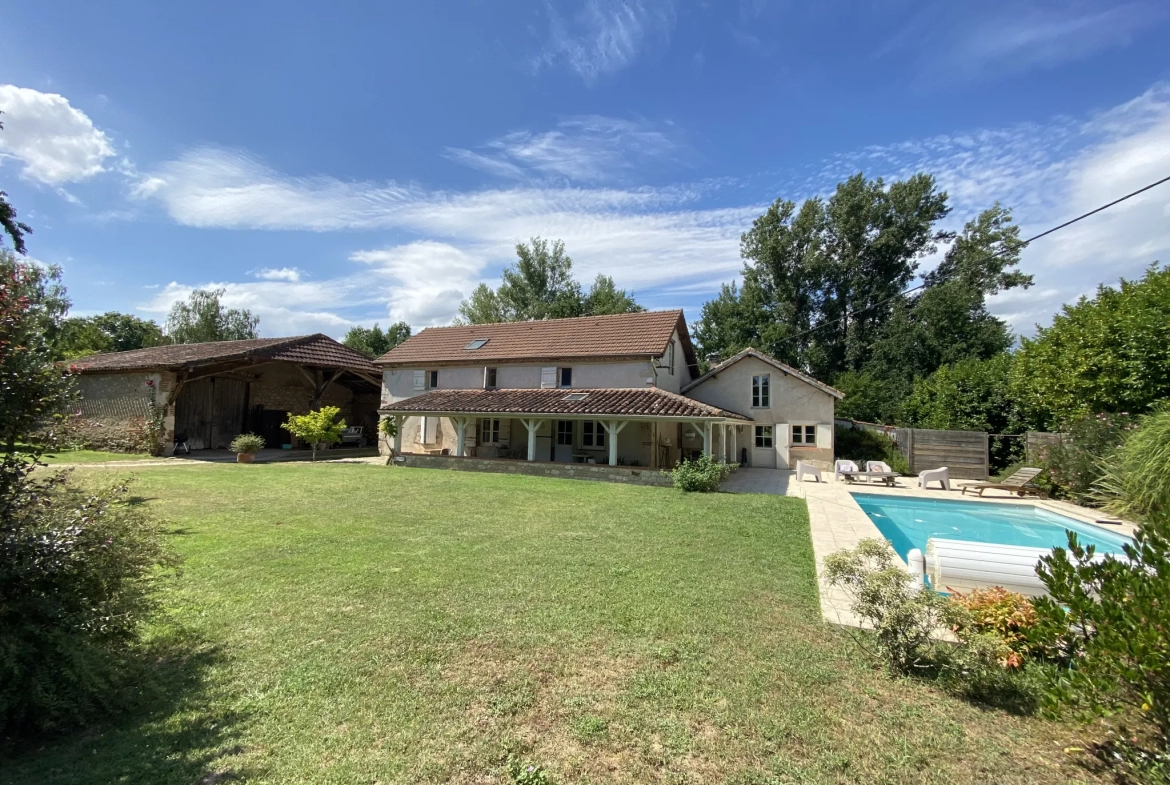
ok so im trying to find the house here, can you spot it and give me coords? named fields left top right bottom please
left=376, top=311, right=842, bottom=480
left=70, top=334, right=382, bottom=452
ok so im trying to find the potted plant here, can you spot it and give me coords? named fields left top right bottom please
left=230, top=433, right=265, bottom=463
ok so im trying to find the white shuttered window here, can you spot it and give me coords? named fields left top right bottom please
left=540, top=366, right=557, bottom=388
left=412, top=370, right=425, bottom=390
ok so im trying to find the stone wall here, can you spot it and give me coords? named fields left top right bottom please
left=71, top=371, right=173, bottom=453
left=248, top=363, right=354, bottom=416
left=392, top=453, right=674, bottom=487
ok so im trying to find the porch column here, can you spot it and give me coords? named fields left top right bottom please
left=450, top=416, right=469, bottom=457
left=724, top=424, right=732, bottom=462
left=700, top=421, right=712, bottom=457
left=393, top=415, right=404, bottom=454
left=520, top=418, right=542, bottom=461
left=731, top=424, right=738, bottom=465
left=601, top=420, right=628, bottom=466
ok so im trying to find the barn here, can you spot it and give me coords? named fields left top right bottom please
left=69, top=334, right=382, bottom=453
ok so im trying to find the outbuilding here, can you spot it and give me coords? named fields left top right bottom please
left=69, top=334, right=382, bottom=453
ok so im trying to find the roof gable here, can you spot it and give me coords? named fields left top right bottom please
left=377, top=310, right=697, bottom=373
left=69, top=334, right=380, bottom=375
left=681, top=348, right=844, bottom=399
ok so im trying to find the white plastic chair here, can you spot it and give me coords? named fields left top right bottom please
left=834, top=459, right=859, bottom=482
left=796, top=461, right=823, bottom=483
left=918, top=466, right=950, bottom=491
left=867, top=461, right=893, bottom=474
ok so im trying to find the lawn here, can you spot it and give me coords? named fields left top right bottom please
left=2, top=464, right=1107, bottom=785
left=38, top=448, right=154, bottom=463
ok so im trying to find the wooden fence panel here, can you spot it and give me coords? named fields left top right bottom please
left=892, top=427, right=989, bottom=480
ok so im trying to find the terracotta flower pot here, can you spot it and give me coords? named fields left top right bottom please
left=237, top=453, right=255, bottom=464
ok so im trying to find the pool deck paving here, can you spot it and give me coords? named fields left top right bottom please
left=723, top=467, right=1136, bottom=627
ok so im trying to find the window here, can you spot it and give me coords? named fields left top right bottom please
left=792, top=424, right=817, bottom=445
left=582, top=420, right=606, bottom=448
left=428, top=370, right=439, bottom=389
left=412, top=370, right=425, bottom=390
left=559, top=367, right=573, bottom=387
left=754, top=425, right=773, bottom=448
left=540, top=366, right=557, bottom=388
left=752, top=374, right=770, bottom=407
left=464, top=338, right=489, bottom=350
left=484, top=367, right=497, bottom=388
left=556, top=420, right=573, bottom=445
left=563, top=392, right=589, bottom=401
left=480, top=418, right=501, bottom=444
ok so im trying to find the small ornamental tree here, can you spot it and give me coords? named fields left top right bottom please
left=282, top=406, right=345, bottom=461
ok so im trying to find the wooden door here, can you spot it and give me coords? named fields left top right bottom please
left=209, top=378, right=247, bottom=449
left=174, top=377, right=247, bottom=450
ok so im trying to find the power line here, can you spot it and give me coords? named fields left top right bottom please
left=780, top=173, right=1170, bottom=344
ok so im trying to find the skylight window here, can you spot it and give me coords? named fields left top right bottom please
left=563, top=392, right=589, bottom=401
left=464, top=339, right=489, bottom=350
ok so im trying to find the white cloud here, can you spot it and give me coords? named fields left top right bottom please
left=351, top=241, right=488, bottom=326
left=0, top=84, right=115, bottom=185
left=535, top=0, right=676, bottom=83
left=445, top=115, right=687, bottom=183
left=252, top=267, right=304, bottom=282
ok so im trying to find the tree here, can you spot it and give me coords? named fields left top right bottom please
left=57, top=312, right=165, bottom=359
left=0, top=115, right=32, bottom=256
left=282, top=406, right=346, bottom=461
left=1013, top=264, right=1170, bottom=428
left=693, top=173, right=951, bottom=380
left=164, top=288, right=259, bottom=344
left=457, top=237, right=643, bottom=324
left=901, top=354, right=1022, bottom=434
left=0, top=251, right=74, bottom=454
left=343, top=320, right=411, bottom=358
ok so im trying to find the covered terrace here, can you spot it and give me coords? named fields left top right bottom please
left=379, top=387, right=751, bottom=469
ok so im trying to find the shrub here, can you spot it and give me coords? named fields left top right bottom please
left=1093, top=404, right=1170, bottom=523
left=823, top=538, right=955, bottom=674
left=0, top=473, right=175, bottom=732
left=282, top=406, right=346, bottom=461
left=1037, top=412, right=1135, bottom=504
left=834, top=426, right=910, bottom=475
left=949, top=587, right=1038, bottom=669
left=229, top=433, right=265, bottom=454
left=1033, top=510, right=1170, bottom=753
left=670, top=454, right=730, bottom=492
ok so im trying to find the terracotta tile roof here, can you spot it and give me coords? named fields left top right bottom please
left=69, top=334, right=380, bottom=375
left=377, top=310, right=696, bottom=371
left=681, top=347, right=844, bottom=399
left=379, top=387, right=750, bottom=420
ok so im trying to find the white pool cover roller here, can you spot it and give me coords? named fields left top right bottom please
left=926, top=539, right=1053, bottom=597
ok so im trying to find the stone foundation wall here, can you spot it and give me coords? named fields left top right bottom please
left=392, top=453, right=673, bottom=487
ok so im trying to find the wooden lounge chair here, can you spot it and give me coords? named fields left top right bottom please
left=962, top=467, right=1046, bottom=498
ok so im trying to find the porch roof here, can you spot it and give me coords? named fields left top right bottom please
left=379, top=387, right=750, bottom=421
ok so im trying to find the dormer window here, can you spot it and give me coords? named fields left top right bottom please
left=464, top=339, right=489, bottom=350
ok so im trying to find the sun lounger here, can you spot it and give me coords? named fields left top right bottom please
left=961, top=467, right=1046, bottom=498
left=835, top=459, right=860, bottom=482
left=918, top=467, right=950, bottom=491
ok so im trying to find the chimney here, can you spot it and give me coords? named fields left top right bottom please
left=706, top=352, right=722, bottom=368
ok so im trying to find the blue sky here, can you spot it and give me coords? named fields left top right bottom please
left=2, top=0, right=1169, bottom=338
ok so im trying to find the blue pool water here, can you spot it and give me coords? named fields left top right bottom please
left=851, top=493, right=1132, bottom=561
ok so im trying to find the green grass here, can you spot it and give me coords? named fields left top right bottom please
left=2, top=465, right=1107, bottom=784
left=39, top=448, right=154, bottom=463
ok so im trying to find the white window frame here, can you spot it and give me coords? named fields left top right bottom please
left=556, top=420, right=573, bottom=446
left=484, top=367, right=497, bottom=389
left=754, top=425, right=773, bottom=448
left=791, top=423, right=817, bottom=446
left=480, top=418, right=501, bottom=444
left=752, top=374, right=770, bottom=408
left=581, top=420, right=606, bottom=448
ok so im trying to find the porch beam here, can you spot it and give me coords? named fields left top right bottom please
left=450, top=416, right=469, bottom=457
left=519, top=418, right=544, bottom=461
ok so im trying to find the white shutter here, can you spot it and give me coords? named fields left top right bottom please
left=413, top=370, right=425, bottom=390
left=499, top=418, right=510, bottom=446
left=425, top=417, right=439, bottom=443
left=816, top=423, right=832, bottom=449
left=540, top=366, right=557, bottom=388
left=415, top=416, right=427, bottom=444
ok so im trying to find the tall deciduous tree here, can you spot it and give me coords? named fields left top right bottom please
left=57, top=312, right=166, bottom=359
left=1013, top=264, right=1170, bottom=428
left=458, top=237, right=643, bottom=323
left=343, top=320, right=411, bottom=358
left=0, top=116, right=32, bottom=256
left=164, top=288, right=259, bottom=344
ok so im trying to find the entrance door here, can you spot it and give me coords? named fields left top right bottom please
left=554, top=420, right=574, bottom=462
left=174, top=377, right=247, bottom=450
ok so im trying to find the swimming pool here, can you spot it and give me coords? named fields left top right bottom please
left=850, top=493, right=1132, bottom=561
